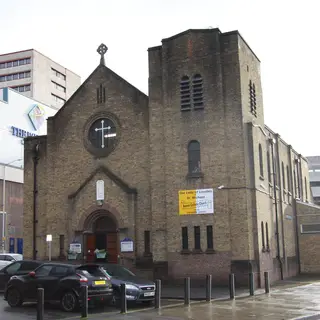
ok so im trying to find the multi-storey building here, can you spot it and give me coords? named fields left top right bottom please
left=0, top=87, right=57, bottom=253
left=23, top=29, right=312, bottom=287
left=306, top=156, right=320, bottom=205
left=0, top=50, right=81, bottom=109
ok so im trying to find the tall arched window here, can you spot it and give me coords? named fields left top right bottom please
left=267, top=150, right=271, bottom=183
left=192, top=74, right=204, bottom=109
left=261, top=221, right=265, bottom=251
left=282, top=162, right=286, bottom=190
left=265, top=222, right=270, bottom=250
left=188, top=140, right=201, bottom=174
left=180, top=76, right=191, bottom=111
left=286, top=165, right=291, bottom=192
left=258, top=144, right=264, bottom=177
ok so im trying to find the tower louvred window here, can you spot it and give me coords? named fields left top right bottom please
left=192, top=74, right=204, bottom=109
left=180, top=76, right=191, bottom=111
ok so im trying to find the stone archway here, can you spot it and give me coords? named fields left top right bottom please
left=83, top=210, right=119, bottom=264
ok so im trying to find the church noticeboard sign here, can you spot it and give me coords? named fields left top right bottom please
left=96, top=180, right=104, bottom=201
left=120, top=238, right=134, bottom=252
left=178, top=189, right=214, bottom=215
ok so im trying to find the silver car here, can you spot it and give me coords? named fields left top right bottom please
left=0, top=254, right=23, bottom=269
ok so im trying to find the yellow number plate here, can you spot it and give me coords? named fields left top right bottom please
left=95, top=280, right=106, bottom=285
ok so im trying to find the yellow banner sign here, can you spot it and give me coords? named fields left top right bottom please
left=178, top=189, right=214, bottom=215
left=179, top=190, right=197, bottom=215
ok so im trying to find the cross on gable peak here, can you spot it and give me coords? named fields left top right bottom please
left=97, top=43, right=108, bottom=66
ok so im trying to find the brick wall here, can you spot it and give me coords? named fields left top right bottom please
left=297, top=201, right=320, bottom=273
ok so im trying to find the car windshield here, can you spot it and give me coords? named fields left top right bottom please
left=76, top=265, right=106, bottom=278
left=103, top=265, right=135, bottom=278
left=10, top=254, right=23, bottom=261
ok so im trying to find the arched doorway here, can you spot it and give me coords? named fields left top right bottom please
left=84, top=212, right=119, bottom=264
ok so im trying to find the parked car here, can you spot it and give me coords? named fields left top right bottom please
left=0, top=260, right=43, bottom=291
left=101, top=264, right=155, bottom=305
left=0, top=254, right=23, bottom=269
left=4, top=262, right=114, bottom=312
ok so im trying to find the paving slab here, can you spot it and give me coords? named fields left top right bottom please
left=69, top=282, right=320, bottom=320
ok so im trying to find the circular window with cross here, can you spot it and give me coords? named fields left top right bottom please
left=84, top=112, right=120, bottom=157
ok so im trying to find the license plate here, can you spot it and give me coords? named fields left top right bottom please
left=94, top=280, right=106, bottom=285
left=144, top=292, right=155, bottom=297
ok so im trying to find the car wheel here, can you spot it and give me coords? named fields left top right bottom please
left=60, top=291, right=78, bottom=312
left=6, top=288, right=23, bottom=307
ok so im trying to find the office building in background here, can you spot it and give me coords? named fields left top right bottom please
left=0, top=87, right=58, bottom=253
left=0, top=49, right=81, bottom=109
left=307, top=156, right=320, bottom=205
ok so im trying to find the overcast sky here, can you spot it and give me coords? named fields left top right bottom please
left=1, top=0, right=319, bottom=156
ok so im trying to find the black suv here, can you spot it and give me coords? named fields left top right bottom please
left=4, top=262, right=113, bottom=312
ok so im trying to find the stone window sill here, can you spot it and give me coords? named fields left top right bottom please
left=205, top=249, right=216, bottom=254
left=180, top=249, right=191, bottom=255
left=186, top=172, right=204, bottom=179
left=192, top=249, right=203, bottom=254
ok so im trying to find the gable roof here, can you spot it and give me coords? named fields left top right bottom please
left=68, top=165, right=137, bottom=199
left=50, top=63, right=148, bottom=120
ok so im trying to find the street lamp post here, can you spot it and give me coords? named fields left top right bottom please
left=1, top=159, right=22, bottom=253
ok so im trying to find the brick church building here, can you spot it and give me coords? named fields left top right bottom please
left=23, top=28, right=311, bottom=286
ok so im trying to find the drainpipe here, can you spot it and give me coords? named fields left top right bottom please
left=33, top=144, right=40, bottom=260
left=269, top=138, right=283, bottom=280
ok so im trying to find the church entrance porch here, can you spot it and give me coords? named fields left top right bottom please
left=83, top=213, right=119, bottom=264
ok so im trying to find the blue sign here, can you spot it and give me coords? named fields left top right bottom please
left=17, top=238, right=23, bottom=254
left=11, top=126, right=37, bottom=138
left=9, top=238, right=15, bottom=253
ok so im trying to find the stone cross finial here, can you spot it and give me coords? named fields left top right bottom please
left=97, top=43, right=108, bottom=66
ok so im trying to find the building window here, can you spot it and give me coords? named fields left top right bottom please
left=287, top=165, right=291, bottom=192
left=206, top=225, right=213, bottom=250
left=304, top=177, right=308, bottom=201
left=282, top=162, right=286, bottom=190
left=265, top=222, right=270, bottom=250
left=194, top=226, right=201, bottom=250
left=267, top=150, right=271, bottom=183
left=258, top=144, right=264, bottom=178
left=0, top=57, right=30, bottom=69
left=52, top=68, right=66, bottom=80
left=249, top=80, right=257, bottom=117
left=182, top=227, right=188, bottom=250
left=294, top=169, right=297, bottom=197
left=180, top=76, right=191, bottom=111
left=52, top=81, right=66, bottom=93
left=144, top=231, right=151, bottom=255
left=261, top=222, right=265, bottom=251
left=52, top=93, right=66, bottom=105
left=0, top=71, right=31, bottom=82
left=11, top=84, right=31, bottom=92
left=188, top=140, right=201, bottom=174
left=192, top=74, right=204, bottom=109
left=59, top=235, right=64, bottom=257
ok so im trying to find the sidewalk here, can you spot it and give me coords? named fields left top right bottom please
left=71, top=275, right=320, bottom=320
left=161, top=274, right=320, bottom=300
left=68, top=280, right=320, bottom=320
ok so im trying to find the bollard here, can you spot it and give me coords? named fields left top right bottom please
left=229, top=273, right=235, bottom=300
left=37, top=288, right=44, bottom=320
left=249, top=272, right=254, bottom=296
left=155, top=279, right=161, bottom=309
left=264, top=271, right=270, bottom=294
left=120, top=283, right=127, bottom=314
left=206, top=274, right=212, bottom=302
left=184, top=277, right=190, bottom=305
left=81, top=285, right=88, bottom=318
